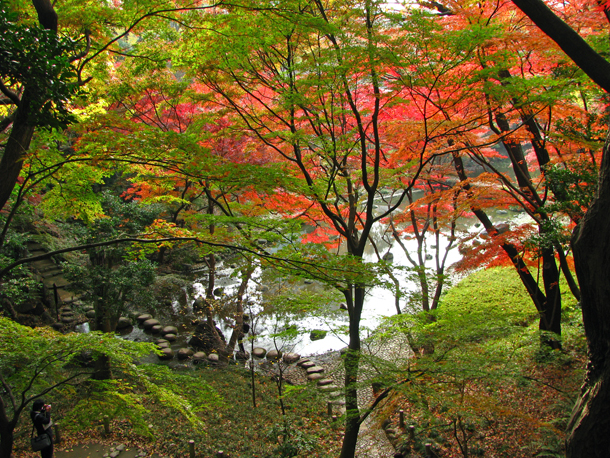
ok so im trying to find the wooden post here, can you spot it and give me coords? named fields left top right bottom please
left=425, top=443, right=432, bottom=457
left=217, top=451, right=224, bottom=457
left=54, top=423, right=61, bottom=445
left=103, top=416, right=110, bottom=435
left=409, top=425, right=415, bottom=441
left=399, top=409, right=405, bottom=429
left=327, top=401, right=332, bottom=416
left=188, top=440, right=195, bottom=458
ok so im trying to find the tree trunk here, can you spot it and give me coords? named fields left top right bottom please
left=0, top=396, right=16, bottom=458
left=567, top=131, right=610, bottom=457
left=339, top=284, right=364, bottom=458
left=0, top=426, right=15, bottom=458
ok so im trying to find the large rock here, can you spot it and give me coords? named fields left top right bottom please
left=143, top=319, right=160, bottom=330
left=310, top=329, right=327, bottom=341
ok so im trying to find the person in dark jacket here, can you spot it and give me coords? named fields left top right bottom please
left=31, top=399, right=53, bottom=458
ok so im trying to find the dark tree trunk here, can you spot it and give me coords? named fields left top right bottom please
left=567, top=131, right=610, bottom=457
left=0, top=0, right=58, bottom=213
left=339, top=284, right=364, bottom=458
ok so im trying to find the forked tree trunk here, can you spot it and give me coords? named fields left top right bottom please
left=567, top=131, right=610, bottom=457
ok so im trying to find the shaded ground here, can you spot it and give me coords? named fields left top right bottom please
left=55, top=443, right=160, bottom=458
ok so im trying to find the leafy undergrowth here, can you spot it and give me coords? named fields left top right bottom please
left=15, top=365, right=343, bottom=458
left=375, top=267, right=586, bottom=458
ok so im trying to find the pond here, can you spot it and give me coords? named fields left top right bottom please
left=106, top=207, right=530, bottom=359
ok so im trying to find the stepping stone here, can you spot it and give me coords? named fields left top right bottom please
left=164, top=333, right=177, bottom=342
left=143, top=319, right=160, bottom=330
left=319, top=384, right=340, bottom=392
left=252, top=347, right=267, bottom=358
left=306, top=365, right=324, bottom=374
left=85, top=310, right=96, bottom=319
left=162, top=326, right=178, bottom=335
left=156, top=342, right=170, bottom=349
left=267, top=350, right=282, bottom=361
left=208, top=353, right=219, bottom=362
left=317, top=378, right=334, bottom=386
left=61, top=316, right=74, bottom=323
left=307, top=373, right=324, bottom=381
left=282, top=352, right=300, bottom=364
left=151, top=325, right=163, bottom=334
left=158, top=348, right=174, bottom=360
left=193, top=352, right=207, bottom=362
left=296, top=358, right=311, bottom=366
left=177, top=348, right=193, bottom=360
left=301, top=361, right=316, bottom=369
left=137, top=314, right=153, bottom=323
left=155, top=338, right=169, bottom=345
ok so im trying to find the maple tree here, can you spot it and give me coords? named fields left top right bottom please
left=377, top=0, right=606, bottom=349
left=505, top=1, right=610, bottom=456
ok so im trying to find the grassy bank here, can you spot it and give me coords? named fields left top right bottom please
left=377, top=267, right=586, bottom=457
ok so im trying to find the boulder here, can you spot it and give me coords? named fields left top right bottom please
left=282, top=352, right=300, bottom=364
left=164, top=333, right=177, bottom=342
left=143, top=319, right=160, bottom=330
left=157, top=342, right=170, bottom=349
left=137, top=314, right=153, bottom=323
left=267, top=350, right=282, bottom=361
left=151, top=325, right=163, bottom=334
left=158, top=348, right=174, bottom=360
left=117, top=317, right=133, bottom=330
left=252, top=347, right=267, bottom=359
left=177, top=348, right=194, bottom=360
left=382, top=252, right=394, bottom=262
left=310, top=329, right=327, bottom=341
